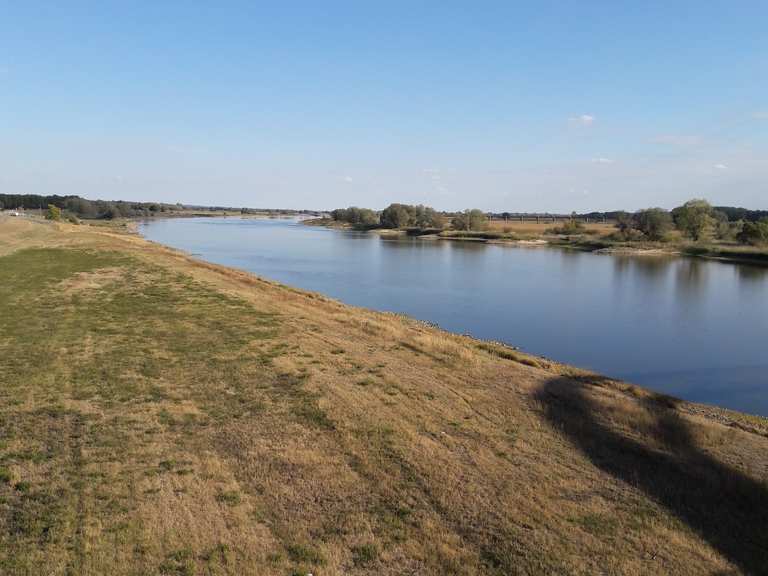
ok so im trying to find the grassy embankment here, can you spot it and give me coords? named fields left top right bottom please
left=1, top=216, right=767, bottom=575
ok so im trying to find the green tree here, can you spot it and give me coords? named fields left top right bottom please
left=672, top=199, right=715, bottom=241
left=737, top=219, right=768, bottom=246
left=331, top=206, right=379, bottom=226
left=102, top=205, right=121, bottom=219
left=45, top=204, right=62, bottom=221
left=451, top=209, right=488, bottom=231
left=634, top=208, right=673, bottom=241
left=380, top=204, right=412, bottom=228
left=712, top=210, right=739, bottom=241
left=410, top=205, right=443, bottom=228
left=354, top=208, right=379, bottom=226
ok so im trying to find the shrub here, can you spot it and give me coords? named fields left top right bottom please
left=45, top=204, right=62, bottom=221
left=737, top=219, right=768, bottom=246
left=549, top=219, right=585, bottom=235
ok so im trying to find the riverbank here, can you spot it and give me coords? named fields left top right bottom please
left=304, top=217, right=768, bottom=265
left=2, top=215, right=767, bottom=575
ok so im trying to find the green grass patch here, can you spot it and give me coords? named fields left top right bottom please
left=476, top=342, right=543, bottom=368
left=286, top=543, right=326, bottom=566
left=215, top=490, right=241, bottom=506
left=351, top=543, right=378, bottom=566
left=572, top=513, right=620, bottom=537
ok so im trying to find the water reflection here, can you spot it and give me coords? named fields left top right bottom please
left=633, top=256, right=672, bottom=281
left=675, top=259, right=708, bottom=315
left=736, top=263, right=768, bottom=283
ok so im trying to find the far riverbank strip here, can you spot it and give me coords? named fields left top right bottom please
left=302, top=217, right=768, bottom=266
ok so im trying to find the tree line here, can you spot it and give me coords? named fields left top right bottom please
left=331, top=203, right=490, bottom=230
left=614, top=199, right=768, bottom=245
left=0, top=194, right=181, bottom=219
left=330, top=199, right=768, bottom=246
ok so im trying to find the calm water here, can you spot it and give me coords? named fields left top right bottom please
left=140, top=217, right=768, bottom=416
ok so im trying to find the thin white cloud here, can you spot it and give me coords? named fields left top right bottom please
left=652, top=134, right=702, bottom=146
left=422, top=168, right=448, bottom=194
left=713, top=163, right=728, bottom=170
left=754, top=111, right=768, bottom=120
left=569, top=114, right=595, bottom=127
left=342, top=175, right=353, bottom=183
left=591, top=157, right=614, bottom=164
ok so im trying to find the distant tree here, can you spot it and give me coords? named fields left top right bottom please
left=713, top=206, right=768, bottom=222
left=712, top=209, right=739, bottom=241
left=737, top=219, right=768, bottom=246
left=330, top=206, right=379, bottom=227
left=672, top=199, right=716, bottom=241
left=410, top=205, right=444, bottom=228
left=102, top=205, right=121, bottom=220
left=451, top=209, right=488, bottom=231
left=330, top=208, right=347, bottom=221
left=45, top=204, right=62, bottom=221
left=0, top=199, right=4, bottom=210
left=634, top=208, right=673, bottom=241
left=614, top=211, right=633, bottom=236
left=501, top=211, right=511, bottom=221
left=355, top=208, right=379, bottom=226
left=380, top=204, right=412, bottom=228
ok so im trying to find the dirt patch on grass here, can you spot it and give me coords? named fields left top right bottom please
left=57, top=266, right=125, bottom=293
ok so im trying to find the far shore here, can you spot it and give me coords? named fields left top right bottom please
left=301, top=217, right=768, bottom=266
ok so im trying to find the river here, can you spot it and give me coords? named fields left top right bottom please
left=139, top=217, right=768, bottom=416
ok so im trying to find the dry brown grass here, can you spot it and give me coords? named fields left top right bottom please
left=1, top=216, right=767, bottom=575
left=487, top=219, right=615, bottom=236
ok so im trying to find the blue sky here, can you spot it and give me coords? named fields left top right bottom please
left=1, top=1, right=766, bottom=211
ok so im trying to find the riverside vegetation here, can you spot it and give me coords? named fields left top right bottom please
left=312, top=200, right=768, bottom=264
left=1, top=215, right=767, bottom=575
left=0, top=193, right=317, bottom=222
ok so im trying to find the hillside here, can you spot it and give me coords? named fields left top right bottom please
left=1, top=216, right=767, bottom=576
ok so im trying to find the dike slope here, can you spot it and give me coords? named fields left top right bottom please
left=1, top=216, right=767, bottom=576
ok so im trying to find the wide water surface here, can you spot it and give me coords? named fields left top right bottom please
left=140, top=217, right=768, bottom=416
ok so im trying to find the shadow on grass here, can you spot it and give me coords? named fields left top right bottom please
left=536, top=377, right=768, bottom=575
